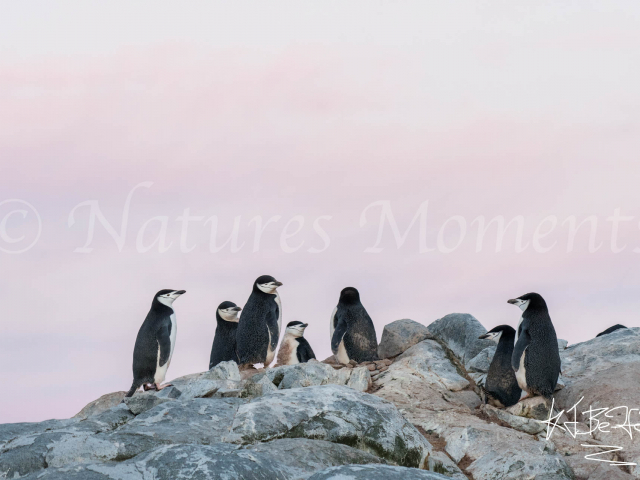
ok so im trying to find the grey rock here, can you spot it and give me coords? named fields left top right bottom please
left=308, top=464, right=451, bottom=480
left=427, top=313, right=495, bottom=367
left=207, top=360, right=242, bottom=382
left=227, top=384, right=433, bottom=468
left=278, top=361, right=339, bottom=389
left=73, top=392, right=127, bottom=420
left=346, top=367, right=371, bottom=392
left=119, top=397, right=242, bottom=445
left=481, top=404, right=546, bottom=435
left=466, top=346, right=496, bottom=374
left=557, top=339, right=568, bottom=350
left=155, top=386, right=182, bottom=399
left=24, top=443, right=294, bottom=480
left=395, top=340, right=470, bottom=392
left=377, top=319, right=432, bottom=359
left=170, top=371, right=241, bottom=400
left=246, top=438, right=386, bottom=478
left=123, top=391, right=175, bottom=415
left=505, top=396, right=551, bottom=421
left=242, top=374, right=278, bottom=398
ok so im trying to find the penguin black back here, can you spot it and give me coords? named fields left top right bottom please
left=479, top=325, right=521, bottom=407
left=596, top=324, right=627, bottom=337
left=510, top=292, right=561, bottom=399
left=209, top=301, right=242, bottom=369
left=331, top=287, right=378, bottom=364
left=236, top=275, right=283, bottom=367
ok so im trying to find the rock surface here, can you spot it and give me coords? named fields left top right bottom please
left=378, top=319, right=432, bottom=359
left=4, top=319, right=640, bottom=479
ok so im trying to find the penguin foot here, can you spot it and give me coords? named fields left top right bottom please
left=143, top=384, right=157, bottom=391
left=155, top=383, right=173, bottom=391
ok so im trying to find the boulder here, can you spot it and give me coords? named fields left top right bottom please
left=307, top=464, right=451, bottom=479
left=73, top=392, right=127, bottom=420
left=226, top=384, right=433, bottom=468
left=123, top=391, right=177, bottom=415
left=466, top=346, right=496, bottom=374
left=377, top=319, right=432, bottom=359
left=427, top=313, right=495, bottom=367
left=480, top=404, right=546, bottom=435
left=207, top=360, right=242, bottom=381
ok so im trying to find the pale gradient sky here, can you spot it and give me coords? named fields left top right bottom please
left=2, top=1, right=640, bottom=423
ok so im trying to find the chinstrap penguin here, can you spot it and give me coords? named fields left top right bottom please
left=330, top=287, right=378, bottom=365
left=236, top=275, right=283, bottom=369
left=509, top=293, right=561, bottom=401
left=479, top=325, right=522, bottom=408
left=276, top=321, right=316, bottom=365
left=596, top=324, right=627, bottom=337
left=125, top=289, right=186, bottom=397
left=209, top=301, right=242, bottom=369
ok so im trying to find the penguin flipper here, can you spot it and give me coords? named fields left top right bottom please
left=296, top=337, right=316, bottom=363
left=512, top=319, right=530, bottom=372
left=157, top=324, right=172, bottom=367
left=331, top=317, right=348, bottom=355
left=266, top=309, right=280, bottom=351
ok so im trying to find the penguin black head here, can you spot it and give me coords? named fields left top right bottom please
left=479, top=325, right=516, bottom=342
left=507, top=292, right=547, bottom=313
left=217, top=301, right=242, bottom=323
left=285, top=320, right=308, bottom=337
left=253, top=275, right=283, bottom=295
left=338, top=287, right=361, bottom=305
left=154, top=289, right=186, bottom=307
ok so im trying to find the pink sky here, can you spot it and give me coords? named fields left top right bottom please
left=2, top=2, right=640, bottom=423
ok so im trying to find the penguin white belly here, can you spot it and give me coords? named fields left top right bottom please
left=265, top=329, right=276, bottom=366
left=276, top=335, right=299, bottom=365
left=336, top=338, right=350, bottom=365
left=274, top=292, right=282, bottom=334
left=154, top=314, right=177, bottom=385
left=515, top=315, right=523, bottom=344
left=515, top=347, right=527, bottom=392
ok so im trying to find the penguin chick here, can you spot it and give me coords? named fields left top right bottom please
left=509, top=293, right=561, bottom=401
left=209, top=301, right=242, bottom=369
left=596, top=324, right=627, bottom=337
left=126, top=289, right=186, bottom=397
left=479, top=325, right=521, bottom=408
left=330, top=287, right=378, bottom=365
left=236, top=275, right=283, bottom=369
left=276, top=321, right=316, bottom=365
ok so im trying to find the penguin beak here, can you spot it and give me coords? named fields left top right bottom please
left=302, top=323, right=308, bottom=328
left=233, top=306, right=242, bottom=312
left=478, top=333, right=490, bottom=339
left=274, top=281, right=283, bottom=287
left=174, top=290, right=186, bottom=296
left=507, top=299, right=518, bottom=305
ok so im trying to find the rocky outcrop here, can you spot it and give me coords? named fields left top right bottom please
left=3, top=320, right=640, bottom=479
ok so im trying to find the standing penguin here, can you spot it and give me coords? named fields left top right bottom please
left=236, top=275, right=283, bottom=369
left=509, top=293, right=561, bottom=400
left=276, top=321, right=316, bottom=365
left=125, top=289, right=186, bottom=397
left=330, top=287, right=378, bottom=364
left=209, top=301, right=242, bottom=369
left=478, top=325, right=521, bottom=408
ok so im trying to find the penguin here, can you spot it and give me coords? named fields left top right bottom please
left=330, top=287, right=378, bottom=365
left=478, top=325, right=522, bottom=408
left=509, top=293, right=561, bottom=400
left=236, top=275, right=283, bottom=369
left=276, top=321, right=316, bottom=365
left=209, top=301, right=242, bottom=369
left=125, top=289, right=186, bottom=397
left=596, top=324, right=627, bottom=337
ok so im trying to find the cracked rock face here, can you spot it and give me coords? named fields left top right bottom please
left=307, top=464, right=452, bottom=479
left=227, top=384, right=433, bottom=468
